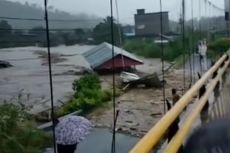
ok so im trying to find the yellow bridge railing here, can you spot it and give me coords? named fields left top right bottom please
left=129, top=52, right=230, bottom=153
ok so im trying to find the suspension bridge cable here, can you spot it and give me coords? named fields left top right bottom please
left=110, top=0, right=117, bottom=153
left=185, top=0, right=192, bottom=88
left=159, top=0, right=166, bottom=114
left=44, top=0, right=57, bottom=153
left=182, top=0, right=186, bottom=92
left=208, top=1, right=211, bottom=40
left=115, top=0, right=125, bottom=69
left=191, top=0, right=195, bottom=83
left=188, top=38, right=193, bottom=88
left=205, top=0, right=208, bottom=38
left=198, top=0, right=203, bottom=74
left=115, top=0, right=122, bottom=47
left=199, top=0, right=202, bottom=40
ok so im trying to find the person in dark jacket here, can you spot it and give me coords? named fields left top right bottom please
left=166, top=99, right=183, bottom=153
left=183, top=117, right=230, bottom=153
left=172, top=88, right=180, bottom=105
left=57, top=144, right=77, bottom=153
left=166, top=100, right=180, bottom=142
left=166, top=88, right=183, bottom=152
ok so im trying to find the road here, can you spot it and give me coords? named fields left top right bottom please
left=44, top=128, right=139, bottom=153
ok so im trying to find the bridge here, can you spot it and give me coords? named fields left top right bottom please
left=129, top=50, right=230, bottom=153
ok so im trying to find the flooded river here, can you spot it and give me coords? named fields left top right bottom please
left=1, top=45, right=216, bottom=152
left=0, top=44, right=140, bottom=153
left=0, top=44, right=166, bottom=114
left=0, top=45, right=93, bottom=114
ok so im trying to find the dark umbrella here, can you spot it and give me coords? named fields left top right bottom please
left=55, top=116, right=92, bottom=145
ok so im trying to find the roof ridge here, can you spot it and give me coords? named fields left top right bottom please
left=83, top=42, right=143, bottom=69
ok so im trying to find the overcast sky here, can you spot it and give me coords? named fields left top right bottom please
left=8, top=0, right=225, bottom=24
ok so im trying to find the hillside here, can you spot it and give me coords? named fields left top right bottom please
left=0, top=0, right=102, bottom=29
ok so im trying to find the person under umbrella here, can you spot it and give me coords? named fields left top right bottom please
left=55, top=116, right=92, bottom=153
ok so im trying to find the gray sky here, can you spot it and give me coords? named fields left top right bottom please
left=8, top=0, right=225, bottom=24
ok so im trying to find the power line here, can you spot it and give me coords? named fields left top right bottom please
left=0, top=16, right=42, bottom=21
left=110, top=0, right=117, bottom=153
left=0, top=16, right=101, bottom=22
left=2, top=57, right=40, bottom=62
left=0, top=41, right=47, bottom=44
left=0, top=28, right=88, bottom=32
left=0, top=28, right=111, bottom=37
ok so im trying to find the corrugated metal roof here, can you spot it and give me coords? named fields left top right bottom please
left=83, top=42, right=143, bottom=68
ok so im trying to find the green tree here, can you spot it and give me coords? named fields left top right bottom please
left=28, top=26, right=45, bottom=37
left=59, top=74, right=113, bottom=115
left=61, top=32, right=76, bottom=46
left=93, top=16, right=122, bottom=45
left=0, top=20, right=12, bottom=36
left=28, top=26, right=46, bottom=46
left=74, top=28, right=86, bottom=43
left=28, top=26, right=64, bottom=47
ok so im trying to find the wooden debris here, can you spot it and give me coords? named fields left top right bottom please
left=122, top=73, right=163, bottom=91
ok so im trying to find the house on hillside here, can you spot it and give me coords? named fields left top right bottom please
left=134, top=9, right=169, bottom=37
left=122, top=25, right=135, bottom=37
left=83, top=42, right=143, bottom=71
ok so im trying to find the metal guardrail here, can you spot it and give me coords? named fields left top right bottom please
left=37, top=110, right=82, bottom=130
left=129, top=53, right=230, bottom=153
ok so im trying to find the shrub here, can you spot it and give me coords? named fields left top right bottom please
left=208, top=38, right=230, bottom=53
left=208, top=38, right=230, bottom=60
left=123, top=39, right=161, bottom=58
left=0, top=104, right=51, bottom=153
left=60, top=74, right=114, bottom=115
left=102, top=89, right=113, bottom=101
left=123, top=38, right=185, bottom=61
left=123, top=30, right=203, bottom=63
left=72, top=74, right=100, bottom=95
left=58, top=98, right=79, bottom=116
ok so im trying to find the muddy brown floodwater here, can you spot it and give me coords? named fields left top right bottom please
left=0, top=45, right=191, bottom=137
left=0, top=45, right=93, bottom=114
left=89, top=69, right=191, bottom=137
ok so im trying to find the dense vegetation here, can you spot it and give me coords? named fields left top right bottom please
left=0, top=20, right=92, bottom=48
left=123, top=29, right=206, bottom=62
left=0, top=16, right=121, bottom=48
left=207, top=38, right=230, bottom=60
left=124, top=38, right=186, bottom=61
left=93, top=17, right=122, bottom=46
left=59, top=74, right=113, bottom=115
left=0, top=104, right=51, bottom=153
left=0, top=0, right=100, bottom=29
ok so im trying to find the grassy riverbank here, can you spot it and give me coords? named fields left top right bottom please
left=0, top=104, right=51, bottom=153
left=208, top=38, right=230, bottom=60
left=58, top=74, right=122, bottom=116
